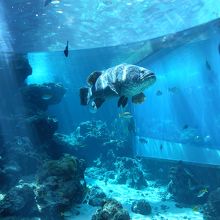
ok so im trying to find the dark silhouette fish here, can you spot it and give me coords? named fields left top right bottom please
left=206, top=60, right=212, bottom=71
left=64, top=41, right=69, bottom=57
left=156, top=90, right=162, bottom=96
left=168, top=87, right=178, bottom=94
left=139, top=137, right=148, bottom=144
left=160, top=144, right=163, bottom=151
left=44, top=0, right=52, bottom=7
left=182, top=124, right=189, bottom=129
left=218, top=43, right=220, bottom=55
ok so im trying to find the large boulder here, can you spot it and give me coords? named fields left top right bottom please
left=114, top=157, right=148, bottom=189
left=167, top=162, right=208, bottom=204
left=203, top=187, right=220, bottom=220
left=131, top=199, right=152, bottom=215
left=87, top=186, right=107, bottom=207
left=36, top=154, right=86, bottom=219
left=0, top=136, right=42, bottom=190
left=91, top=198, right=130, bottom=220
left=0, top=184, right=39, bottom=217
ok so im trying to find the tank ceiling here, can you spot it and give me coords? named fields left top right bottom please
left=0, top=0, right=220, bottom=52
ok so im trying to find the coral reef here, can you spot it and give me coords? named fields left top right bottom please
left=36, top=154, right=86, bottom=219
left=0, top=54, right=84, bottom=220
left=0, top=137, right=42, bottom=190
left=0, top=53, right=32, bottom=87
left=25, top=114, right=58, bottom=143
left=52, top=120, right=133, bottom=164
left=167, top=162, right=208, bottom=204
left=87, top=186, right=107, bottom=207
left=78, top=120, right=109, bottom=141
left=131, top=199, right=152, bottom=215
left=21, top=83, right=66, bottom=113
left=114, top=157, right=148, bottom=189
left=203, top=187, right=220, bottom=220
left=0, top=184, right=39, bottom=218
left=76, top=120, right=111, bottom=160
left=87, top=156, right=148, bottom=190
left=91, top=198, right=130, bottom=220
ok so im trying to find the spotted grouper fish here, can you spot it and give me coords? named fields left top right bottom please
left=80, top=63, right=156, bottom=111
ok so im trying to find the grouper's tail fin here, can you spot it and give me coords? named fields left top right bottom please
left=80, top=87, right=90, bottom=105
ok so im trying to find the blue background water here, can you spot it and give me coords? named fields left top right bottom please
left=27, top=31, right=220, bottom=153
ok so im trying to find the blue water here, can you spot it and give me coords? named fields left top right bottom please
left=1, top=1, right=220, bottom=219
left=27, top=31, right=220, bottom=150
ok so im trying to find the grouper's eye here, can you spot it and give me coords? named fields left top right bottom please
left=140, top=70, right=145, bottom=75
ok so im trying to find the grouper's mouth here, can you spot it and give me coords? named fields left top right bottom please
left=141, top=72, right=156, bottom=84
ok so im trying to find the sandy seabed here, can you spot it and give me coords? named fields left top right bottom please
left=67, top=176, right=203, bottom=220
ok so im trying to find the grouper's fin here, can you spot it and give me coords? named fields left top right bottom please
left=89, top=98, right=105, bottom=113
left=118, top=96, right=128, bottom=108
left=80, top=87, right=91, bottom=105
left=94, top=98, right=105, bottom=108
left=109, top=84, right=119, bottom=95
left=87, top=71, right=102, bottom=86
left=132, top=92, right=146, bottom=104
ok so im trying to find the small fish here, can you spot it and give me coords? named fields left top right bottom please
left=204, top=135, right=211, bottom=142
left=206, top=60, right=212, bottom=71
left=197, top=188, right=208, bottom=198
left=168, top=87, right=178, bottom=94
left=61, top=211, right=72, bottom=217
left=119, top=111, right=133, bottom=119
left=139, top=137, right=148, bottom=144
left=182, top=124, right=188, bottom=129
left=218, top=43, right=220, bottom=55
left=44, top=0, right=52, bottom=6
left=156, top=90, right=162, bottom=96
left=64, top=40, right=69, bottom=57
left=17, top=138, right=23, bottom=145
left=160, top=144, right=163, bottom=151
left=194, top=135, right=203, bottom=142
left=41, top=94, right=53, bottom=100
left=192, top=206, right=199, bottom=212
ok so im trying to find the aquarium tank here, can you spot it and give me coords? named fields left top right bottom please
left=0, top=0, right=220, bottom=219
